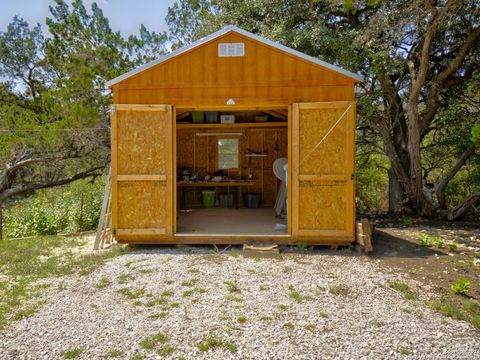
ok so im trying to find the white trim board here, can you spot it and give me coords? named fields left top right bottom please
left=106, top=25, right=363, bottom=87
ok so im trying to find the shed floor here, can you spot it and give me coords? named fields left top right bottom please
left=176, top=208, right=288, bottom=235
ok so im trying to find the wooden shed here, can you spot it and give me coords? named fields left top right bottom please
left=106, top=25, right=361, bottom=245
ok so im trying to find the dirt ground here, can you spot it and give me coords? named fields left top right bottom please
left=367, top=218, right=480, bottom=300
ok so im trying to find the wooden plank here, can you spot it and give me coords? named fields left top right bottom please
left=114, top=104, right=169, bottom=111
left=111, top=106, right=118, bottom=230
left=117, top=174, right=167, bottom=181
left=94, top=167, right=111, bottom=250
left=287, top=105, right=292, bottom=235
left=116, top=228, right=168, bottom=235
left=296, top=101, right=351, bottom=110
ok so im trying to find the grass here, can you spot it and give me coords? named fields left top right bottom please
left=277, top=304, right=289, bottom=311
left=0, top=236, right=130, bottom=330
left=63, top=348, right=83, bottom=359
left=157, top=345, right=175, bottom=356
left=237, top=316, right=248, bottom=324
left=106, top=350, right=123, bottom=358
left=319, top=311, right=329, bottom=318
left=117, top=287, right=146, bottom=300
left=197, top=336, right=238, bottom=353
left=284, top=322, right=294, bottom=329
left=225, top=295, right=243, bottom=302
left=129, top=355, right=144, bottom=360
left=181, top=278, right=198, bottom=287
left=431, top=296, right=480, bottom=329
left=95, top=276, right=111, bottom=289
left=389, top=280, right=419, bottom=300
left=139, top=332, right=169, bottom=350
left=288, top=289, right=314, bottom=302
left=224, top=280, right=240, bottom=293
left=398, top=347, right=413, bottom=356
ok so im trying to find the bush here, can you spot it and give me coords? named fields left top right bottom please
left=4, top=176, right=106, bottom=238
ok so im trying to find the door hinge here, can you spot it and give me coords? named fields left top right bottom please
left=351, top=173, right=355, bottom=180
left=113, top=229, right=116, bottom=236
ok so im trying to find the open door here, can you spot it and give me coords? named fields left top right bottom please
left=292, top=101, right=355, bottom=243
left=111, top=104, right=174, bottom=242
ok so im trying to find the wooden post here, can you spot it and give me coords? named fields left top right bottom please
left=355, top=218, right=373, bottom=253
left=94, top=168, right=112, bottom=250
left=0, top=201, right=3, bottom=241
left=79, top=192, right=84, bottom=231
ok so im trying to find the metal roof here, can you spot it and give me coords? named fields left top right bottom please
left=106, top=25, right=363, bottom=87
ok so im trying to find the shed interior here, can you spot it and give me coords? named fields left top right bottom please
left=175, top=108, right=288, bottom=235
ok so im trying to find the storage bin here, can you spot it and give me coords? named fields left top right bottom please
left=219, top=193, right=234, bottom=208
left=192, top=111, right=204, bottom=123
left=255, top=115, right=268, bottom=122
left=202, top=190, right=215, bottom=208
left=206, top=111, right=219, bottom=123
left=244, top=193, right=260, bottom=208
left=220, top=115, right=235, bottom=124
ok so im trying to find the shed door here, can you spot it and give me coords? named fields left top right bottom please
left=111, top=104, right=174, bottom=241
left=292, top=102, right=355, bottom=242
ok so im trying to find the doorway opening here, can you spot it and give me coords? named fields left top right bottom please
left=175, top=108, right=289, bottom=236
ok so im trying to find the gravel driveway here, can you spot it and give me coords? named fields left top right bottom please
left=1, top=247, right=479, bottom=359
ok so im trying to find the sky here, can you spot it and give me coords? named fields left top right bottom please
left=0, top=0, right=178, bottom=37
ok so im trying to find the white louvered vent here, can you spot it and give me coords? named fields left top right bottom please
left=218, top=43, right=245, bottom=57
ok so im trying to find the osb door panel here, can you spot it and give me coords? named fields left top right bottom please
left=112, top=104, right=173, bottom=241
left=292, top=102, right=355, bottom=241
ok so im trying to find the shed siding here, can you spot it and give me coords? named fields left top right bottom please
left=114, top=32, right=355, bottom=106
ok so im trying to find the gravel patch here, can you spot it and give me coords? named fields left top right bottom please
left=1, top=247, right=479, bottom=359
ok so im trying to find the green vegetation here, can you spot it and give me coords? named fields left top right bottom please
left=117, top=274, right=135, bottom=284
left=389, top=281, right=419, bottom=300
left=95, top=277, right=111, bottom=289
left=4, top=178, right=106, bottom=239
left=418, top=233, right=445, bottom=248
left=181, top=278, right=198, bottom=287
left=197, top=336, right=237, bottom=353
left=117, top=287, right=146, bottom=301
left=63, top=348, right=83, bottom=359
left=106, top=350, right=123, bottom=358
left=139, top=332, right=169, bottom=350
left=398, top=347, right=413, bottom=356
left=432, top=296, right=480, bottom=329
left=319, top=311, right=329, bottom=318
left=237, top=316, right=248, bottom=324
left=450, top=278, right=470, bottom=296
left=0, top=235, right=130, bottom=330
left=403, top=217, right=413, bottom=227
left=224, top=280, right=240, bottom=293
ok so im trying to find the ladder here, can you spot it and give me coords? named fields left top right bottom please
left=94, top=168, right=113, bottom=250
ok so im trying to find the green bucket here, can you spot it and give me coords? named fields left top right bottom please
left=202, top=190, right=215, bottom=208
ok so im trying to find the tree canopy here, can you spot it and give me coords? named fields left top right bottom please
left=0, top=0, right=478, bottom=221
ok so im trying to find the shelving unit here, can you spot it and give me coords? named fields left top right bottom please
left=176, top=122, right=287, bottom=129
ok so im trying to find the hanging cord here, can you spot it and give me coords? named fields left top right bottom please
left=295, top=103, right=353, bottom=171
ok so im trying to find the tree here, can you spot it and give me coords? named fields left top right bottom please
left=166, top=0, right=480, bottom=219
left=0, top=0, right=169, bottom=238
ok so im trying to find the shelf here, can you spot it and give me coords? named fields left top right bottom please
left=245, top=153, right=268, bottom=157
left=176, top=122, right=287, bottom=129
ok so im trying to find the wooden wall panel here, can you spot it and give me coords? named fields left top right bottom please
left=117, top=111, right=168, bottom=175
left=117, top=181, right=167, bottom=228
left=113, top=32, right=355, bottom=107
left=298, top=108, right=347, bottom=176
left=298, top=182, right=346, bottom=231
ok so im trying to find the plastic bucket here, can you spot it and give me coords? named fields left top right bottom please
left=202, top=190, right=216, bottom=208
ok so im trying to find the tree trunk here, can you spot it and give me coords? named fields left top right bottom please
left=388, top=168, right=403, bottom=214
left=447, top=189, right=480, bottom=221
